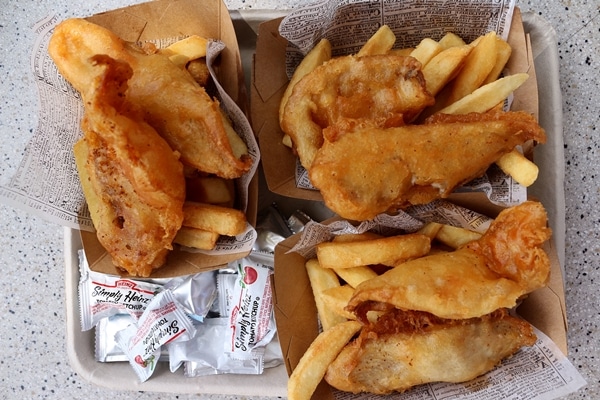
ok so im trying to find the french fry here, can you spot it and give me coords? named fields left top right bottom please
left=279, top=38, right=332, bottom=125
left=409, top=38, right=443, bottom=67
left=439, top=73, right=529, bottom=115
left=333, top=266, right=378, bottom=288
left=320, top=285, right=356, bottom=320
left=332, top=232, right=382, bottom=243
left=185, top=176, right=233, bottom=205
left=164, top=35, right=208, bottom=60
left=357, top=25, right=396, bottom=56
left=282, top=133, right=293, bottom=148
left=167, top=54, right=191, bottom=68
left=316, top=233, right=431, bottom=269
left=435, top=224, right=482, bottom=249
left=287, top=320, right=361, bottom=400
left=182, top=201, right=246, bottom=236
left=422, top=45, right=472, bottom=96
left=418, top=221, right=443, bottom=239
left=305, top=258, right=348, bottom=331
left=219, top=108, right=249, bottom=160
left=329, top=232, right=383, bottom=286
left=496, top=149, right=539, bottom=187
left=173, top=226, right=219, bottom=250
left=437, top=32, right=466, bottom=49
left=483, top=37, right=512, bottom=84
left=388, top=47, right=414, bottom=57
left=445, top=31, right=498, bottom=106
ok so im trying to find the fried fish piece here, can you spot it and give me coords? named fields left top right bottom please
left=49, top=18, right=251, bottom=179
left=281, top=54, right=434, bottom=169
left=346, top=201, right=551, bottom=320
left=74, top=55, right=185, bottom=277
left=325, top=309, right=536, bottom=394
left=309, top=110, right=546, bottom=221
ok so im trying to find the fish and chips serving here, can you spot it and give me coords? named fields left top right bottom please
left=277, top=24, right=545, bottom=221
left=49, top=17, right=256, bottom=277
left=278, top=201, right=555, bottom=399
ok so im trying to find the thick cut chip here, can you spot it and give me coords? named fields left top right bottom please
left=162, top=35, right=208, bottom=62
left=422, top=45, right=472, bottom=96
left=182, top=201, right=247, bottom=236
left=186, top=58, right=211, bottom=86
left=483, top=37, right=513, bottom=84
left=438, top=32, right=466, bottom=49
left=305, top=259, right=348, bottom=331
left=439, top=73, right=529, bottom=115
left=317, top=234, right=431, bottom=269
left=288, top=320, right=361, bottom=400
left=279, top=38, right=332, bottom=125
left=496, top=149, right=539, bottom=187
left=173, top=226, right=220, bottom=250
left=409, top=38, right=443, bottom=66
left=443, top=31, right=498, bottom=107
left=417, top=221, right=443, bottom=239
left=356, top=25, right=396, bottom=56
left=281, top=54, right=434, bottom=169
left=435, top=224, right=482, bottom=249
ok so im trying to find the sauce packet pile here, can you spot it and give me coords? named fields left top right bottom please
left=169, top=251, right=280, bottom=376
left=115, top=289, right=197, bottom=382
left=81, top=203, right=309, bottom=381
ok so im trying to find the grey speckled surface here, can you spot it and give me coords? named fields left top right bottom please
left=0, top=0, right=598, bottom=399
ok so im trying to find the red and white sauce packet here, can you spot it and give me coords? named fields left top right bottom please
left=78, top=252, right=161, bottom=331
left=227, top=252, right=276, bottom=359
left=115, top=289, right=196, bottom=382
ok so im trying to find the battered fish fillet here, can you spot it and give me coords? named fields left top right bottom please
left=325, top=309, right=536, bottom=394
left=346, top=201, right=551, bottom=320
left=49, top=18, right=251, bottom=179
left=309, top=110, right=546, bottom=221
left=75, top=55, right=185, bottom=277
left=281, top=54, right=434, bottom=169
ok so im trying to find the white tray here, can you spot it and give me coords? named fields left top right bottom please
left=64, top=10, right=564, bottom=396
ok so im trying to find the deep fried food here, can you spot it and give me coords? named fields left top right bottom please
left=281, top=54, right=434, bottom=169
left=74, top=55, right=185, bottom=277
left=49, top=18, right=252, bottom=179
left=346, top=201, right=551, bottom=320
left=325, top=309, right=536, bottom=394
left=309, top=110, right=546, bottom=220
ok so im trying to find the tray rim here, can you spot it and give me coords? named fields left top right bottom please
left=63, top=9, right=564, bottom=396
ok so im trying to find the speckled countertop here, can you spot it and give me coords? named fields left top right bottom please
left=1, top=0, right=598, bottom=399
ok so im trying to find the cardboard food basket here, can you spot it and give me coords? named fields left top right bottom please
left=252, top=6, right=539, bottom=203
left=273, top=207, right=567, bottom=400
left=63, top=2, right=567, bottom=398
left=76, top=0, right=260, bottom=279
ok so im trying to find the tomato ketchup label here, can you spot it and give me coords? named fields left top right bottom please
left=227, top=253, right=275, bottom=359
left=115, top=289, right=196, bottom=382
left=78, top=253, right=161, bottom=331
